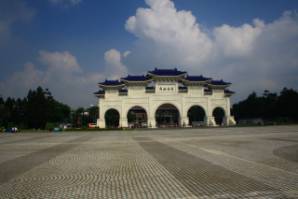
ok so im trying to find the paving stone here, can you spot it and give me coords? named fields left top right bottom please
left=0, top=125, right=297, bottom=198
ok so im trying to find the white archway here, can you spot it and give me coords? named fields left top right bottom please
left=155, top=103, right=180, bottom=127
left=187, top=105, right=206, bottom=126
left=104, top=108, right=120, bottom=128
left=212, top=107, right=226, bottom=125
left=127, top=106, right=148, bottom=128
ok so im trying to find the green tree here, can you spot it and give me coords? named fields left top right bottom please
left=87, top=106, right=99, bottom=123
left=0, top=97, right=5, bottom=127
left=232, top=88, right=298, bottom=123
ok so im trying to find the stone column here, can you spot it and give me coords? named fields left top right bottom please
left=97, top=105, right=105, bottom=128
left=120, top=117, right=128, bottom=128
left=180, top=117, right=189, bottom=127
left=148, top=117, right=156, bottom=128
left=223, top=116, right=228, bottom=126
left=97, top=118, right=105, bottom=128
left=225, top=116, right=236, bottom=126
left=206, top=116, right=216, bottom=126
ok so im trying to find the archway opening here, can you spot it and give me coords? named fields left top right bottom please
left=212, top=107, right=225, bottom=125
left=187, top=106, right=206, bottom=127
left=105, top=109, right=120, bottom=128
left=155, top=104, right=180, bottom=128
left=127, top=106, right=147, bottom=128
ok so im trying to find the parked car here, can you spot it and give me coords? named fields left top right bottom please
left=5, top=127, right=18, bottom=133
left=52, top=127, right=62, bottom=132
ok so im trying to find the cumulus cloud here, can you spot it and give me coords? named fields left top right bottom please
left=0, top=49, right=130, bottom=107
left=213, top=19, right=265, bottom=57
left=0, top=0, right=34, bottom=45
left=104, top=49, right=128, bottom=79
left=0, top=51, right=103, bottom=107
left=123, top=51, right=131, bottom=58
left=2, top=0, right=298, bottom=107
left=125, top=0, right=298, bottom=101
left=39, top=50, right=81, bottom=72
left=49, top=0, right=82, bottom=7
left=125, top=0, right=212, bottom=69
left=0, top=63, right=44, bottom=98
left=209, top=11, right=298, bottom=100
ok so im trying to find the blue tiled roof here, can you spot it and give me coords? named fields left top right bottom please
left=94, top=90, right=105, bottom=95
left=148, top=68, right=186, bottom=76
left=122, top=75, right=150, bottom=81
left=185, top=75, right=211, bottom=81
left=98, top=80, right=123, bottom=86
left=210, top=80, right=231, bottom=85
left=224, top=89, right=235, bottom=94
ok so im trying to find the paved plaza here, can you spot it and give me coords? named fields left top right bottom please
left=0, top=126, right=298, bottom=198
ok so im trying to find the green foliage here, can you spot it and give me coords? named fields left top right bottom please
left=232, top=88, right=298, bottom=123
left=0, top=87, right=71, bottom=129
left=45, top=122, right=57, bottom=131
left=70, top=106, right=99, bottom=128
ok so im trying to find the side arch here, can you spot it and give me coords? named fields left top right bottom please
left=104, top=108, right=120, bottom=128
left=187, top=105, right=206, bottom=126
left=212, top=107, right=226, bottom=126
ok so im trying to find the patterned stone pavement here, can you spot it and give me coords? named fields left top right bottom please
left=0, top=126, right=298, bottom=198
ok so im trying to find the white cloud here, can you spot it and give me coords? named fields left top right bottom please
left=125, top=0, right=212, bottom=69
left=0, top=49, right=130, bottom=107
left=213, top=19, right=265, bottom=57
left=0, top=0, right=34, bottom=45
left=39, top=50, right=81, bottom=72
left=0, top=51, right=103, bottom=107
left=104, top=49, right=128, bottom=79
left=125, top=0, right=298, bottom=102
left=123, top=51, right=131, bottom=58
left=2, top=0, right=298, bottom=107
left=49, top=0, right=82, bottom=7
left=0, top=63, right=44, bottom=98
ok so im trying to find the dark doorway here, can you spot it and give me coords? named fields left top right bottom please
left=155, top=104, right=180, bottom=127
left=105, top=109, right=120, bottom=128
left=127, top=106, right=147, bottom=128
left=212, top=107, right=225, bottom=125
left=188, top=106, right=206, bottom=127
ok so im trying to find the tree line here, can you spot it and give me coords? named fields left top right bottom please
left=1, top=86, right=298, bottom=129
left=0, top=87, right=98, bottom=130
left=232, top=87, right=298, bottom=123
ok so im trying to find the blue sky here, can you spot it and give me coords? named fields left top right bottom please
left=1, top=0, right=298, bottom=107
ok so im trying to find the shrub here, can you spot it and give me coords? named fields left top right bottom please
left=45, top=122, right=56, bottom=131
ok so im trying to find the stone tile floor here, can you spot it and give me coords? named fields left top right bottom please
left=0, top=125, right=298, bottom=198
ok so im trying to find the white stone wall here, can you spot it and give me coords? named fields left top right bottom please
left=97, top=81, right=236, bottom=128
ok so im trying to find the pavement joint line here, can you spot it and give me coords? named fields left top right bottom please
left=0, top=135, right=53, bottom=145
left=1, top=126, right=298, bottom=198
left=0, top=134, right=92, bottom=185
left=197, top=146, right=298, bottom=176
left=154, top=132, right=298, bottom=143
left=135, top=137, right=281, bottom=198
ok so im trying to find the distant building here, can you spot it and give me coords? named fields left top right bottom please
left=95, top=68, right=236, bottom=128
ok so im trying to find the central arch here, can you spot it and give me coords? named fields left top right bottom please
left=127, top=106, right=147, bottom=128
left=155, top=104, right=180, bottom=128
left=187, top=105, right=206, bottom=127
left=105, top=108, right=120, bottom=128
left=212, top=107, right=225, bottom=126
